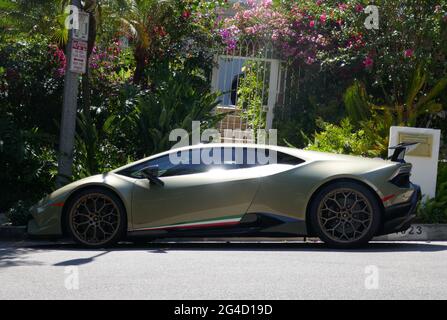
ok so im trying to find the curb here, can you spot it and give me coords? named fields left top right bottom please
left=0, top=224, right=446, bottom=242
left=0, top=225, right=27, bottom=240
left=374, top=224, right=447, bottom=241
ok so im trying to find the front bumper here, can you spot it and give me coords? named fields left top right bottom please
left=27, top=204, right=63, bottom=237
left=379, top=183, right=421, bottom=235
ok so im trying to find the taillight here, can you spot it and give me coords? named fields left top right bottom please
left=389, top=165, right=411, bottom=188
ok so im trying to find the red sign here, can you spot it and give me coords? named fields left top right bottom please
left=70, top=40, right=88, bottom=74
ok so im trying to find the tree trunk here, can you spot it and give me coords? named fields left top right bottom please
left=133, top=46, right=146, bottom=86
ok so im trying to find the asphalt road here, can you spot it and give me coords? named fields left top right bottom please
left=0, top=240, right=447, bottom=299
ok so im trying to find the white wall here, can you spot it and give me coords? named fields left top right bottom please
left=389, top=126, right=441, bottom=198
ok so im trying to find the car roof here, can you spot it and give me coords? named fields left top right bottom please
left=111, top=142, right=390, bottom=173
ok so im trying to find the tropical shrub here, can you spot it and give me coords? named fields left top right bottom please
left=344, top=69, right=447, bottom=128
left=0, top=36, right=61, bottom=212
left=236, top=61, right=268, bottom=130
left=417, top=162, right=447, bottom=223
left=104, top=69, right=224, bottom=159
left=0, top=115, right=57, bottom=213
left=0, top=35, right=64, bottom=136
left=114, top=0, right=227, bottom=85
left=306, top=118, right=385, bottom=158
left=5, top=200, right=33, bottom=226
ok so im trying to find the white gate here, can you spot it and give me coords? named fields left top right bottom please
left=211, top=40, right=287, bottom=142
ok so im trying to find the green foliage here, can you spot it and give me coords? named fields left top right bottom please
left=74, top=111, right=129, bottom=179
left=113, top=0, right=226, bottom=85
left=236, top=61, right=268, bottom=130
left=417, top=162, right=447, bottom=223
left=0, top=36, right=61, bottom=212
left=306, top=118, right=384, bottom=158
left=5, top=200, right=32, bottom=226
left=343, top=81, right=370, bottom=123
left=0, top=35, right=64, bottom=135
left=342, top=68, right=447, bottom=157
left=0, top=116, right=57, bottom=212
left=0, top=0, right=70, bottom=45
left=104, top=70, right=224, bottom=159
left=233, top=1, right=447, bottom=146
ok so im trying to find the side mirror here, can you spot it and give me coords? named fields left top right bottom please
left=139, top=165, right=164, bottom=187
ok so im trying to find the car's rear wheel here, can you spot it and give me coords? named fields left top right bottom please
left=65, top=188, right=126, bottom=248
left=309, top=181, right=381, bottom=248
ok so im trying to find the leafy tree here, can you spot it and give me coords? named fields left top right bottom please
left=104, top=70, right=224, bottom=159
left=345, top=67, right=447, bottom=128
left=0, top=0, right=70, bottom=45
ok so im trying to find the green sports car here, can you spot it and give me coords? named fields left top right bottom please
left=28, top=143, right=421, bottom=248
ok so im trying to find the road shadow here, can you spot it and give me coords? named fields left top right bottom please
left=6, top=239, right=447, bottom=253
left=1, top=240, right=446, bottom=267
left=139, top=241, right=447, bottom=253
left=0, top=245, right=45, bottom=268
left=53, top=251, right=110, bottom=266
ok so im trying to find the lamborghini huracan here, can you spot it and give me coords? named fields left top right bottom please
left=28, top=143, right=421, bottom=248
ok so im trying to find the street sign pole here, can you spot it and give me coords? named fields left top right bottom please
left=56, top=0, right=86, bottom=187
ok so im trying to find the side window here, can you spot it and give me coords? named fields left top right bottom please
left=150, top=150, right=208, bottom=177
left=277, top=152, right=304, bottom=165
left=118, top=147, right=304, bottom=178
left=219, top=147, right=276, bottom=168
left=123, top=149, right=212, bottom=178
left=233, top=148, right=304, bottom=167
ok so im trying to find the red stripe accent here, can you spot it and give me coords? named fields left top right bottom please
left=382, top=194, right=395, bottom=202
left=141, top=220, right=239, bottom=231
left=49, top=202, right=64, bottom=207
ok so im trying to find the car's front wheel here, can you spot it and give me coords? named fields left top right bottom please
left=65, top=188, right=126, bottom=248
left=309, top=181, right=381, bottom=248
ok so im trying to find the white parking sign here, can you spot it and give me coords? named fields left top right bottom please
left=73, top=11, right=89, bottom=42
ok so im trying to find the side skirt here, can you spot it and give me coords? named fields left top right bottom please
left=127, top=213, right=308, bottom=239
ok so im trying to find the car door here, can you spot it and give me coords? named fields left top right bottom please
left=130, top=147, right=260, bottom=231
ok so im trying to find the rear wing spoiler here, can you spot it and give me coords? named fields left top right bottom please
left=388, top=142, right=418, bottom=163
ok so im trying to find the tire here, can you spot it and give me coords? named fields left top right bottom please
left=309, top=181, right=381, bottom=248
left=65, top=187, right=127, bottom=248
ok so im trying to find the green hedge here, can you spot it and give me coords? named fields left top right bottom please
left=417, top=162, right=447, bottom=223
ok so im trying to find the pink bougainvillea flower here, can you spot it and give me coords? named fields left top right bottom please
left=49, top=45, right=66, bottom=78
left=182, top=10, right=191, bottom=19
left=338, top=3, right=348, bottom=11
left=363, top=56, right=374, bottom=69
left=246, top=0, right=256, bottom=8
left=262, top=0, right=272, bottom=7
left=355, top=4, right=363, bottom=13
left=219, top=29, right=230, bottom=40
left=404, top=49, right=414, bottom=57
left=306, top=56, right=315, bottom=64
left=309, top=20, right=315, bottom=27
left=245, top=26, right=255, bottom=34
left=320, top=13, right=327, bottom=23
left=316, top=0, right=323, bottom=5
